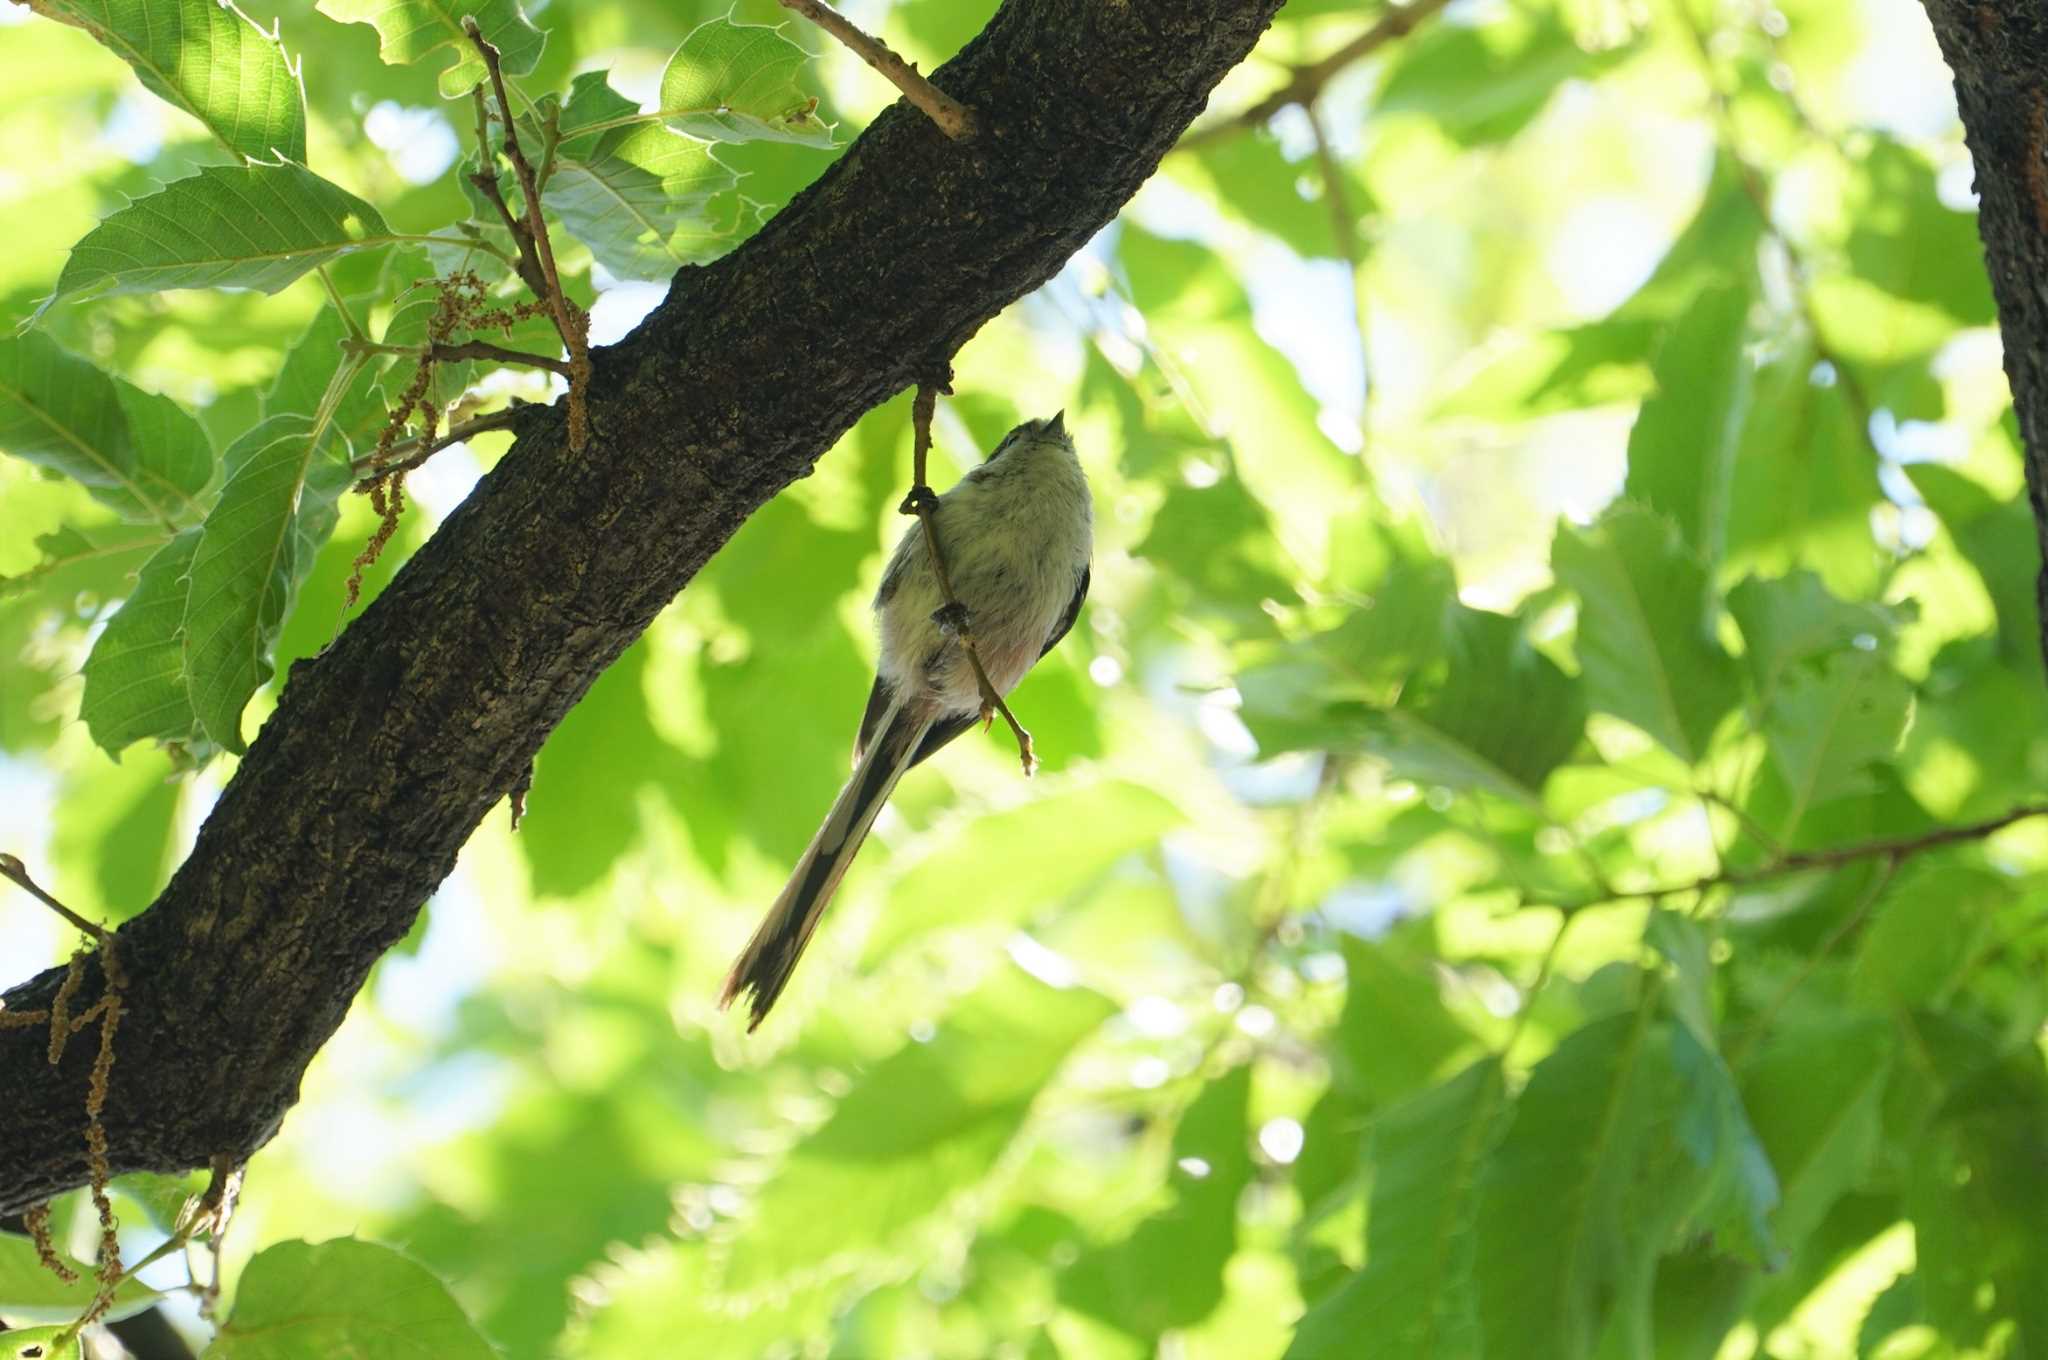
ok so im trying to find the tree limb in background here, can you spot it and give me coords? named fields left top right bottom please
left=0, top=0, right=1286, bottom=1214
left=1920, top=3, right=2048, bottom=673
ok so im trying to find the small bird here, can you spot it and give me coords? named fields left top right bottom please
left=720, top=412, right=1093, bottom=1028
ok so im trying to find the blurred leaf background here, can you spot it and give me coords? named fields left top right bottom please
left=4, top=0, right=2045, bottom=1355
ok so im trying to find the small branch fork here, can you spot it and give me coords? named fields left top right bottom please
left=462, top=16, right=591, bottom=451
left=1179, top=0, right=1455, bottom=147
left=897, top=376, right=1037, bottom=776
left=777, top=0, right=977, bottom=140
left=1547, top=801, right=2048, bottom=916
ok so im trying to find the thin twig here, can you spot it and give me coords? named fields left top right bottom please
left=351, top=405, right=526, bottom=481
left=464, top=16, right=591, bottom=450
left=469, top=87, right=547, bottom=296
left=778, top=0, right=976, bottom=140
left=896, top=379, right=1038, bottom=775
left=339, top=336, right=570, bottom=377
left=0, top=853, right=110, bottom=944
left=1551, top=802, right=2048, bottom=915
left=1179, top=0, right=1457, bottom=148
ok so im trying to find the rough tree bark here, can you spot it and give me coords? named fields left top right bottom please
left=1921, top=1, right=2048, bottom=668
left=0, top=0, right=1286, bottom=1212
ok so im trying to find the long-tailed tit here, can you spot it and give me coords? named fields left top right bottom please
left=720, top=412, right=1093, bottom=1027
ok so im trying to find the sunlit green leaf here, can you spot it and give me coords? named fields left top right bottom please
left=1759, top=650, right=1912, bottom=835
left=1553, top=506, right=1740, bottom=764
left=657, top=16, right=834, bottom=148
left=1622, top=283, right=1752, bottom=561
left=727, top=964, right=1113, bottom=1288
left=209, top=1238, right=495, bottom=1358
left=0, top=1233, right=160, bottom=1325
left=314, top=0, right=544, bottom=97
left=542, top=72, right=747, bottom=281
left=1377, top=10, right=1624, bottom=144
left=79, top=529, right=206, bottom=754
left=41, top=163, right=392, bottom=313
left=181, top=413, right=350, bottom=752
left=27, top=0, right=307, bottom=163
left=0, top=333, right=211, bottom=524
left=1289, top=1059, right=1505, bottom=1360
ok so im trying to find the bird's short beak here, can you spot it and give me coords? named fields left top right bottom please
left=1046, top=409, right=1067, bottom=436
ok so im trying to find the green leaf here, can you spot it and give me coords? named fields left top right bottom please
left=727, top=964, right=1113, bottom=1288
left=41, top=163, right=391, bottom=313
left=1473, top=1012, right=1773, bottom=1358
left=542, top=72, right=747, bottom=282
left=0, top=1326, right=82, bottom=1360
left=657, top=17, right=834, bottom=148
left=1622, top=283, right=1753, bottom=561
left=1727, top=571, right=1906, bottom=702
left=0, top=1233, right=160, bottom=1325
left=1843, top=135, right=1996, bottom=326
left=860, top=779, right=1185, bottom=962
left=315, top=0, right=544, bottom=98
left=1850, top=860, right=2009, bottom=1008
left=0, top=333, right=211, bottom=525
left=1329, top=936, right=1480, bottom=1105
left=180, top=413, right=350, bottom=752
left=1553, top=506, right=1740, bottom=765
left=1726, top=355, right=1885, bottom=598
left=1061, top=1064, right=1253, bottom=1340
left=0, top=520, right=168, bottom=600
left=79, top=529, right=206, bottom=754
left=1377, top=10, right=1622, bottom=144
left=1288, top=1059, right=1507, bottom=1360
left=264, top=305, right=385, bottom=448
left=1374, top=604, right=1586, bottom=803
left=27, top=0, right=306, bottom=163
left=1760, top=650, right=1912, bottom=834
left=1737, top=1015, right=1889, bottom=1256
left=209, top=1237, right=495, bottom=1358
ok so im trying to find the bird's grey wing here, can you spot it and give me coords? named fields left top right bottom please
left=909, top=566, right=1088, bottom=770
left=1039, top=566, right=1090, bottom=659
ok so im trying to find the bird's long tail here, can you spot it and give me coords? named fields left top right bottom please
left=720, top=699, right=932, bottom=1029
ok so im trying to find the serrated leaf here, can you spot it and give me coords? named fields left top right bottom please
left=0, top=334, right=211, bottom=524
left=657, top=17, right=834, bottom=148
left=264, top=305, right=384, bottom=446
left=1471, top=1013, right=1775, bottom=1358
left=0, top=520, right=168, bottom=599
left=314, top=0, right=543, bottom=98
left=1623, top=283, right=1753, bottom=561
left=727, top=964, right=1112, bottom=1288
left=27, top=0, right=306, bottom=163
left=1727, top=570, right=1907, bottom=703
left=0, top=1233, right=160, bottom=1326
left=79, top=529, right=206, bottom=754
left=1553, top=506, right=1740, bottom=765
left=41, top=163, right=391, bottom=313
left=180, top=413, right=350, bottom=752
left=1373, top=604, right=1585, bottom=804
left=1762, top=650, right=1912, bottom=834
left=1738, top=1015, right=1889, bottom=1256
left=1288, top=1059, right=1506, bottom=1359
left=542, top=72, right=747, bottom=281
left=209, top=1238, right=495, bottom=1358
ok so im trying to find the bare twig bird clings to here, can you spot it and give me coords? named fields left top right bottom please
left=721, top=413, right=1094, bottom=1027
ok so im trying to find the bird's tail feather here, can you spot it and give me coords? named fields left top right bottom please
left=720, top=700, right=931, bottom=1029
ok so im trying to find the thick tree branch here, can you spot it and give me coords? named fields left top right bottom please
left=0, top=0, right=1283, bottom=1213
left=1920, top=1, right=2048, bottom=672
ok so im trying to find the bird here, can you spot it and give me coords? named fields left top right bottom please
left=720, top=412, right=1093, bottom=1029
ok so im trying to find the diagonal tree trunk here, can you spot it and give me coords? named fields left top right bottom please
left=0, top=0, right=1285, bottom=1213
left=1920, top=0, right=2048, bottom=668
